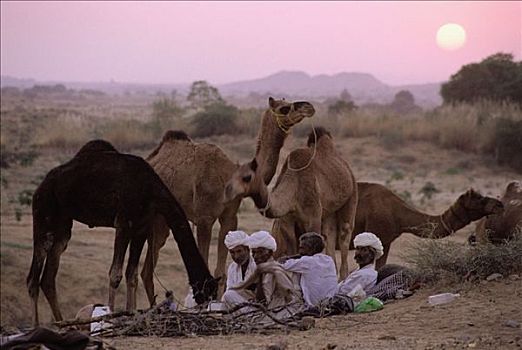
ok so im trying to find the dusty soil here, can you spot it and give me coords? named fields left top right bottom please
left=1, top=133, right=521, bottom=349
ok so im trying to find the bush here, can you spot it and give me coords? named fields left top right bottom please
left=494, top=118, right=522, bottom=172
left=191, top=103, right=240, bottom=138
left=404, top=232, right=522, bottom=283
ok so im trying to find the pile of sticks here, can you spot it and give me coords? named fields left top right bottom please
left=55, top=303, right=315, bottom=338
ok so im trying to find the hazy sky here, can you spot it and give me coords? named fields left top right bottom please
left=1, top=1, right=520, bottom=85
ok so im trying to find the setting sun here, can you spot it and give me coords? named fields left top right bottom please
left=436, top=23, right=467, bottom=50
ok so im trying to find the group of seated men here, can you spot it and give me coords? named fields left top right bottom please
left=219, top=229, right=384, bottom=316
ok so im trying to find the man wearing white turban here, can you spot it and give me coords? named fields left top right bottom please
left=334, top=232, right=383, bottom=296
left=223, top=231, right=303, bottom=318
left=223, top=230, right=256, bottom=292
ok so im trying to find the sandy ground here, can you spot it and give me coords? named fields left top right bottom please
left=1, top=135, right=521, bottom=349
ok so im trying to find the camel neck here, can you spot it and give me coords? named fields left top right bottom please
left=254, top=110, right=288, bottom=185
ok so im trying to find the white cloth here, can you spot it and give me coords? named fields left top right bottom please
left=225, top=256, right=256, bottom=291
left=353, top=232, right=384, bottom=258
left=335, top=264, right=378, bottom=295
left=225, top=230, right=249, bottom=249
left=246, top=230, right=277, bottom=251
left=282, top=254, right=338, bottom=306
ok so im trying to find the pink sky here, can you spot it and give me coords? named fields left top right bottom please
left=1, top=1, right=520, bottom=85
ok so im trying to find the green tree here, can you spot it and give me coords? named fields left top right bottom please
left=187, top=80, right=224, bottom=109
left=191, top=103, right=239, bottom=137
left=389, top=90, right=421, bottom=114
left=441, top=52, right=522, bottom=104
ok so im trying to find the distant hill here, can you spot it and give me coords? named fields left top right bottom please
left=219, top=71, right=442, bottom=108
left=1, top=71, right=443, bottom=108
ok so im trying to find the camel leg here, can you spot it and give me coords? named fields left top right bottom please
left=337, top=221, right=353, bottom=280
left=108, top=227, right=131, bottom=311
left=27, top=226, right=51, bottom=326
left=215, top=202, right=240, bottom=296
left=272, top=216, right=298, bottom=258
left=40, top=219, right=72, bottom=323
left=195, top=217, right=215, bottom=264
left=141, top=215, right=169, bottom=307
left=321, top=216, right=338, bottom=275
left=125, top=232, right=147, bottom=312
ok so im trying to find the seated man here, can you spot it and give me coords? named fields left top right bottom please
left=222, top=230, right=256, bottom=293
left=335, top=231, right=384, bottom=296
left=280, top=232, right=338, bottom=307
left=224, top=230, right=303, bottom=318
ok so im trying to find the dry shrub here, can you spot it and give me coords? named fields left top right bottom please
left=33, top=117, right=91, bottom=150
left=404, top=230, right=522, bottom=284
left=95, top=119, right=156, bottom=151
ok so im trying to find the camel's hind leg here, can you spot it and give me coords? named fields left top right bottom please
left=39, top=218, right=72, bottom=323
left=108, top=226, right=131, bottom=311
left=125, top=227, right=148, bottom=312
left=141, top=215, right=170, bottom=306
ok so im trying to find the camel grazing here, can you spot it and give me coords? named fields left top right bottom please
left=272, top=182, right=504, bottom=268
left=472, top=181, right=521, bottom=244
left=225, top=127, right=358, bottom=279
left=27, top=140, right=217, bottom=325
left=142, top=97, right=315, bottom=304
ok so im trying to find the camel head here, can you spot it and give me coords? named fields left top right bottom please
left=191, top=277, right=220, bottom=305
left=268, top=97, right=315, bottom=133
left=457, top=189, right=504, bottom=220
left=224, top=158, right=269, bottom=206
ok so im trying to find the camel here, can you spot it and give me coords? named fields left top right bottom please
left=472, top=181, right=521, bottom=244
left=272, top=182, right=504, bottom=268
left=225, top=127, right=358, bottom=279
left=142, top=97, right=315, bottom=304
left=27, top=140, right=217, bottom=326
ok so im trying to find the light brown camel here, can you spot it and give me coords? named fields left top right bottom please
left=141, top=97, right=315, bottom=304
left=272, top=182, right=504, bottom=269
left=472, top=181, right=521, bottom=244
left=225, top=127, right=358, bottom=279
left=28, top=140, right=217, bottom=325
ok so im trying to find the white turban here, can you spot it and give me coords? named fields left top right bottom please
left=353, top=232, right=384, bottom=259
left=246, top=230, right=277, bottom=252
left=224, top=230, right=248, bottom=250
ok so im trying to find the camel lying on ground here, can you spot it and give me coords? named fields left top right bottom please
left=225, top=127, right=357, bottom=279
left=142, top=97, right=314, bottom=303
left=471, top=181, right=521, bottom=244
left=27, top=140, right=217, bottom=325
left=273, top=182, right=504, bottom=268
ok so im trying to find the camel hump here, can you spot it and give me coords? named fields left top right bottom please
left=307, top=127, right=332, bottom=146
left=146, top=130, right=192, bottom=161
left=287, top=148, right=314, bottom=169
left=76, top=140, right=118, bottom=156
left=162, top=130, right=191, bottom=142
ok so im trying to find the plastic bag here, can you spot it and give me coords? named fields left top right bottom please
left=354, top=296, right=384, bottom=313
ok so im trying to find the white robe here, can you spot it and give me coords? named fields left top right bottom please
left=335, top=264, right=377, bottom=296
left=282, top=254, right=338, bottom=306
left=225, top=256, right=256, bottom=291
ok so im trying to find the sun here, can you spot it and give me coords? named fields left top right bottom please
left=436, top=23, right=466, bottom=51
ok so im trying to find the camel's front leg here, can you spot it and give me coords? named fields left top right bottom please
left=126, top=232, right=147, bottom=312
left=216, top=203, right=239, bottom=297
left=141, top=215, right=170, bottom=307
left=321, top=215, right=338, bottom=276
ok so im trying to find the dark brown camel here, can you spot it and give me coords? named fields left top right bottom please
left=27, top=140, right=217, bottom=325
left=273, top=182, right=504, bottom=268
left=471, top=180, right=522, bottom=244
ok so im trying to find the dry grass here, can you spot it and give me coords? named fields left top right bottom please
left=403, top=230, right=522, bottom=284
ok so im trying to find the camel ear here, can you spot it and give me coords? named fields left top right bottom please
left=268, top=97, right=276, bottom=109
left=250, top=158, right=258, bottom=172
